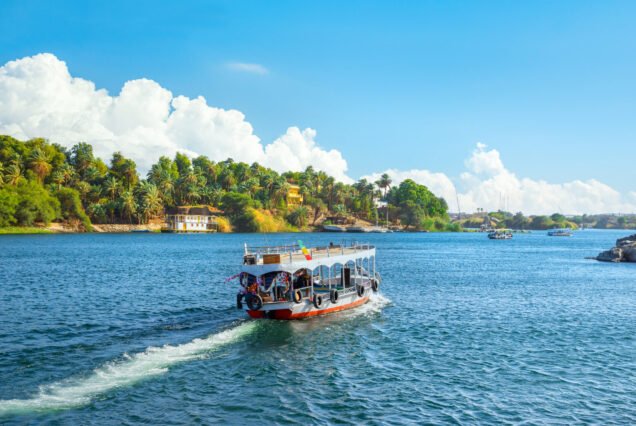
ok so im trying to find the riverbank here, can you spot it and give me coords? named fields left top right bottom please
left=0, top=226, right=53, bottom=234
left=0, top=223, right=163, bottom=234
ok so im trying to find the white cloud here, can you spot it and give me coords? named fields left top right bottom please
left=2, top=53, right=634, bottom=214
left=0, top=53, right=348, bottom=180
left=225, top=62, right=269, bottom=75
left=264, top=127, right=352, bottom=183
left=364, top=144, right=636, bottom=215
left=362, top=168, right=456, bottom=202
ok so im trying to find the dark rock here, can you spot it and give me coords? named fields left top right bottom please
left=596, top=247, right=623, bottom=262
left=624, top=247, right=636, bottom=262
left=616, top=233, right=636, bottom=247
left=597, top=233, right=636, bottom=262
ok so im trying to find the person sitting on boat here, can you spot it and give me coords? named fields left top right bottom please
left=247, top=281, right=258, bottom=294
left=273, top=273, right=289, bottom=301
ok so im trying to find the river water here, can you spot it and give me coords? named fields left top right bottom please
left=0, top=230, right=634, bottom=424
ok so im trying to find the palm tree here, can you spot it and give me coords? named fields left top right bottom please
left=157, top=170, right=175, bottom=205
left=287, top=206, right=309, bottom=228
left=142, top=184, right=163, bottom=219
left=120, top=160, right=138, bottom=189
left=4, top=162, right=23, bottom=186
left=29, top=147, right=52, bottom=183
left=184, top=184, right=201, bottom=204
left=375, top=173, right=392, bottom=225
left=60, top=164, right=75, bottom=186
left=103, top=176, right=119, bottom=201
left=51, top=170, right=66, bottom=190
left=119, top=190, right=137, bottom=224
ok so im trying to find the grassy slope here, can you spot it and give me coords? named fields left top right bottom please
left=0, top=226, right=53, bottom=234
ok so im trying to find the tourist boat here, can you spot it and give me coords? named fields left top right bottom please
left=234, top=242, right=380, bottom=319
left=488, top=229, right=513, bottom=239
left=548, top=229, right=572, bottom=237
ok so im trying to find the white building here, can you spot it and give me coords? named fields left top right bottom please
left=163, top=206, right=219, bottom=233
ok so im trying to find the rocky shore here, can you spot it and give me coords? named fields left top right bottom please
left=596, top=234, right=636, bottom=262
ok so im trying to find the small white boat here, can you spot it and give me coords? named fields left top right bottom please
left=548, top=229, right=572, bottom=237
left=368, top=226, right=390, bottom=233
left=488, top=230, right=513, bottom=240
left=322, top=224, right=346, bottom=232
left=235, top=242, right=380, bottom=320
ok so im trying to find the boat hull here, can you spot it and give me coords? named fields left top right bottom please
left=245, top=289, right=371, bottom=320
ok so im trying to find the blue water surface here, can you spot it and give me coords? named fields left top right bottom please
left=0, top=230, right=634, bottom=424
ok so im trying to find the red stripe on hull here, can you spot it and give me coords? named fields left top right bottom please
left=246, top=296, right=370, bottom=320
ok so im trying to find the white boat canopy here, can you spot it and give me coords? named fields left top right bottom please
left=240, top=242, right=376, bottom=275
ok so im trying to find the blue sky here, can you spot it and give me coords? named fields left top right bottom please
left=1, top=0, right=635, bottom=204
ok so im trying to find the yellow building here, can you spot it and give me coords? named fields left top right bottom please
left=286, top=184, right=303, bottom=207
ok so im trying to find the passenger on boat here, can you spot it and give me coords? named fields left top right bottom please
left=293, top=272, right=310, bottom=289
left=273, top=273, right=289, bottom=301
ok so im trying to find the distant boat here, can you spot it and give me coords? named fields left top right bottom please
left=131, top=229, right=150, bottom=233
left=548, top=229, right=572, bottom=237
left=488, top=230, right=512, bottom=240
left=346, top=226, right=367, bottom=233
left=322, top=224, right=346, bottom=232
left=368, top=227, right=390, bottom=233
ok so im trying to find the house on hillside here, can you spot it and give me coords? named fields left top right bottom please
left=286, top=184, right=303, bottom=207
left=162, top=205, right=221, bottom=233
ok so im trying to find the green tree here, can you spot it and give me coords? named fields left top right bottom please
left=287, top=206, right=309, bottom=228
left=55, top=187, right=92, bottom=231
left=13, top=181, right=60, bottom=226
left=29, top=147, right=52, bottom=183
left=0, top=187, right=19, bottom=226
left=119, top=190, right=137, bottom=224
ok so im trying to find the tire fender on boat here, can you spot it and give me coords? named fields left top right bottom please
left=329, top=289, right=339, bottom=304
left=293, top=290, right=303, bottom=303
left=371, top=280, right=379, bottom=293
left=247, top=294, right=263, bottom=311
left=236, top=293, right=243, bottom=309
left=357, top=284, right=366, bottom=297
left=313, top=294, right=323, bottom=309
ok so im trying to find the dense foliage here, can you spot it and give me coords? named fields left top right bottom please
left=458, top=211, right=636, bottom=230
left=0, top=135, right=453, bottom=232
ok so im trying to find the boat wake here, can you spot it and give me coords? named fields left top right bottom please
left=342, top=293, right=392, bottom=318
left=0, top=321, right=257, bottom=415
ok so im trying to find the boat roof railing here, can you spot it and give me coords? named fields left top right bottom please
left=244, top=241, right=375, bottom=256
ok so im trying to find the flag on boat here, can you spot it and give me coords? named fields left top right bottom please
left=298, top=240, right=312, bottom=260
left=225, top=273, right=241, bottom=282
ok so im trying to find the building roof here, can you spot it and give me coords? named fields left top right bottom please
left=165, top=205, right=223, bottom=216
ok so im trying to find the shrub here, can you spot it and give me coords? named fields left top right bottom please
left=215, top=216, right=232, bottom=233
left=0, top=188, right=19, bottom=227
left=13, top=181, right=60, bottom=226
left=55, top=187, right=93, bottom=231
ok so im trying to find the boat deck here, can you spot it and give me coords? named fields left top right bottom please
left=244, top=243, right=374, bottom=265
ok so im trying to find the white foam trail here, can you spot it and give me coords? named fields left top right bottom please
left=341, top=293, right=392, bottom=319
left=0, top=321, right=256, bottom=414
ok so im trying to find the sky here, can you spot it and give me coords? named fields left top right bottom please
left=0, top=0, right=635, bottom=214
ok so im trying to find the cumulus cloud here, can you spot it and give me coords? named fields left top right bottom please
left=0, top=53, right=348, bottom=180
left=264, top=127, right=352, bottom=183
left=363, top=168, right=456, bottom=203
left=2, top=53, right=633, bottom=214
left=364, top=144, right=636, bottom=215
left=225, top=62, right=269, bottom=75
